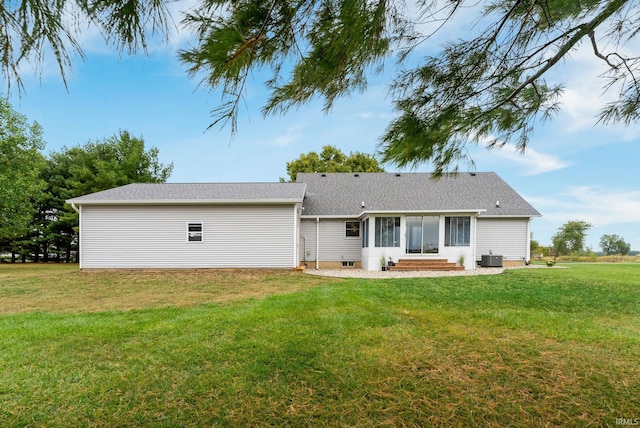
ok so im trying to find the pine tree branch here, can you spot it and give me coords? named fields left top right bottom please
left=469, top=0, right=630, bottom=129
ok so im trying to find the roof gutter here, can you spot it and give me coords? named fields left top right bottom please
left=301, top=209, right=487, bottom=219
left=359, top=209, right=487, bottom=216
left=65, top=199, right=304, bottom=206
left=478, top=214, right=542, bottom=218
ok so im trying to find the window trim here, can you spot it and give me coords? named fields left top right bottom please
left=187, top=222, right=204, bottom=242
left=374, top=216, right=401, bottom=248
left=444, top=216, right=470, bottom=247
left=345, top=221, right=360, bottom=238
left=406, top=215, right=440, bottom=254
left=362, top=218, right=369, bottom=248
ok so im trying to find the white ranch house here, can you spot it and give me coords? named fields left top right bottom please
left=67, top=172, right=541, bottom=270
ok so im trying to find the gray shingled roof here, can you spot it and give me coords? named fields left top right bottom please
left=68, top=182, right=307, bottom=204
left=67, top=173, right=540, bottom=217
left=296, top=172, right=540, bottom=217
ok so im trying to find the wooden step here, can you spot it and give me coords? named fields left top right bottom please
left=391, top=263, right=463, bottom=269
left=396, top=259, right=452, bottom=264
left=388, top=258, right=464, bottom=272
left=389, top=265, right=464, bottom=271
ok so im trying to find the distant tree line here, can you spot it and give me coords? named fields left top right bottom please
left=531, top=221, right=633, bottom=259
left=0, top=99, right=172, bottom=263
left=599, top=234, right=631, bottom=256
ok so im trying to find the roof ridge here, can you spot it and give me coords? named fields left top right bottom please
left=129, top=181, right=300, bottom=185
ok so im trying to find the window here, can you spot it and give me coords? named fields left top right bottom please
left=445, top=217, right=470, bottom=247
left=345, top=221, right=360, bottom=238
left=406, top=216, right=439, bottom=254
left=187, top=223, right=203, bottom=242
left=375, top=217, right=400, bottom=247
left=362, top=218, right=369, bottom=248
left=341, top=261, right=355, bottom=267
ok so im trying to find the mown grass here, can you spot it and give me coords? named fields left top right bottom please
left=0, top=264, right=331, bottom=313
left=1, top=264, right=638, bottom=426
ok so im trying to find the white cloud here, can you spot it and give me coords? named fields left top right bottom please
left=13, top=0, right=198, bottom=88
left=163, top=0, right=200, bottom=48
left=560, top=87, right=604, bottom=132
left=59, top=0, right=199, bottom=56
left=269, top=125, right=303, bottom=147
left=357, top=111, right=397, bottom=121
left=528, top=185, right=640, bottom=249
left=406, top=0, right=487, bottom=50
left=490, top=143, right=570, bottom=175
left=559, top=91, right=640, bottom=141
left=550, top=42, right=640, bottom=139
left=529, top=186, right=640, bottom=227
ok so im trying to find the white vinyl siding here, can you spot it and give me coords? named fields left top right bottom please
left=79, top=204, right=297, bottom=269
left=299, top=219, right=361, bottom=263
left=476, top=218, right=529, bottom=262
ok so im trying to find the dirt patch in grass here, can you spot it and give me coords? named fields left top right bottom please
left=0, top=265, right=336, bottom=314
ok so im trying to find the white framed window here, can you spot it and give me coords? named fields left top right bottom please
left=445, top=216, right=470, bottom=247
left=341, top=261, right=355, bottom=267
left=187, top=222, right=203, bottom=242
left=375, top=217, right=400, bottom=247
left=345, top=221, right=360, bottom=238
left=362, top=218, right=369, bottom=248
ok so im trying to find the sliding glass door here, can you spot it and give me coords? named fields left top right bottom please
left=406, top=216, right=439, bottom=254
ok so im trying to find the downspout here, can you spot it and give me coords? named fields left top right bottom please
left=526, top=218, right=532, bottom=264
left=294, top=205, right=299, bottom=268
left=316, top=217, right=320, bottom=270
left=473, top=212, right=481, bottom=270
left=303, top=235, right=307, bottom=265
left=70, top=202, right=81, bottom=269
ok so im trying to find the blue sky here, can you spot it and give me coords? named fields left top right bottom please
left=8, top=3, right=640, bottom=251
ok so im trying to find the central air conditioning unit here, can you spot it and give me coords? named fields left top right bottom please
left=481, top=254, right=503, bottom=267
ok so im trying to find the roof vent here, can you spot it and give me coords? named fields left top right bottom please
left=495, top=200, right=500, bottom=208
left=321, top=173, right=326, bottom=177
left=354, top=173, right=359, bottom=177
left=470, top=172, right=476, bottom=176
left=395, top=173, right=401, bottom=177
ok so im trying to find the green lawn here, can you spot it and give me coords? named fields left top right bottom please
left=1, top=264, right=638, bottom=426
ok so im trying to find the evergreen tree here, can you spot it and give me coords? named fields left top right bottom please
left=2, top=0, right=171, bottom=93
left=180, top=0, right=640, bottom=173
left=6, top=1, right=640, bottom=171
left=27, top=131, right=173, bottom=262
